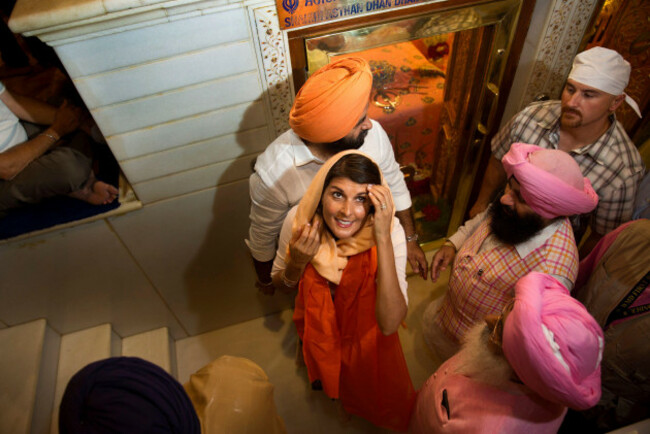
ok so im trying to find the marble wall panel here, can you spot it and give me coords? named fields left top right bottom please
left=55, top=8, right=249, bottom=77
left=108, top=100, right=266, bottom=161
left=74, top=41, right=258, bottom=109
left=91, top=71, right=262, bottom=135
left=121, top=127, right=269, bottom=184
left=131, top=152, right=257, bottom=203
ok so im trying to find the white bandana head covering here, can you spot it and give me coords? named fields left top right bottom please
left=568, top=47, right=641, bottom=118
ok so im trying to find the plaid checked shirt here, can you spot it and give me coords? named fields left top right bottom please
left=435, top=216, right=578, bottom=341
left=492, top=101, right=645, bottom=235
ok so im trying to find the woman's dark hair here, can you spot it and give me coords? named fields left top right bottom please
left=323, top=154, right=381, bottom=189
left=318, top=154, right=381, bottom=231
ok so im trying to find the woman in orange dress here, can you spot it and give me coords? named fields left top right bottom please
left=271, top=150, right=415, bottom=431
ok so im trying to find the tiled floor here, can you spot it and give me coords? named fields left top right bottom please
left=175, top=268, right=451, bottom=433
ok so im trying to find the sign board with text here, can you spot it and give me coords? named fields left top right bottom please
left=277, top=0, right=429, bottom=30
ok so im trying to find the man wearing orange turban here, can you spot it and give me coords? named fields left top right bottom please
left=247, top=57, right=427, bottom=293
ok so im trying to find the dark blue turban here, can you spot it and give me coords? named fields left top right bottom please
left=59, top=357, right=200, bottom=434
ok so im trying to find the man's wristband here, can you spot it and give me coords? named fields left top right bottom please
left=406, top=233, right=419, bottom=243
left=443, top=240, right=456, bottom=250
left=282, top=272, right=299, bottom=288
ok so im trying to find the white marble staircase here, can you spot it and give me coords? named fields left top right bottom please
left=0, top=320, right=175, bottom=434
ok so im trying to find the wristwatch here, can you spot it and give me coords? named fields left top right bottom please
left=406, top=233, right=419, bottom=243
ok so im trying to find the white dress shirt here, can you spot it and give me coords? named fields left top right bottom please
left=0, top=82, right=28, bottom=153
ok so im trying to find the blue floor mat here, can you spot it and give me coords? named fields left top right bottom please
left=0, top=195, right=120, bottom=239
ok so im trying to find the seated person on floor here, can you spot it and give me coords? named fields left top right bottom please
left=423, top=143, right=598, bottom=361
left=570, top=219, right=650, bottom=431
left=59, top=356, right=286, bottom=434
left=0, top=81, right=117, bottom=215
left=411, top=272, right=604, bottom=433
left=271, top=150, right=416, bottom=431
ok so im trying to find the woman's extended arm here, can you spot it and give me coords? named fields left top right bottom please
left=368, top=185, right=407, bottom=335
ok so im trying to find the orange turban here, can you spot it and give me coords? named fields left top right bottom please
left=289, top=57, right=372, bottom=143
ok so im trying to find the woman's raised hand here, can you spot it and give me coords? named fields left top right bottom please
left=288, top=214, right=322, bottom=268
left=367, top=184, right=393, bottom=240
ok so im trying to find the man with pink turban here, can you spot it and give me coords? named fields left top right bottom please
left=412, top=272, right=604, bottom=433
left=423, top=143, right=598, bottom=360
left=469, top=47, right=644, bottom=255
left=247, top=57, right=427, bottom=294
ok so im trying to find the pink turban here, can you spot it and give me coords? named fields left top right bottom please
left=502, top=272, right=604, bottom=410
left=502, top=143, right=598, bottom=219
left=289, top=57, right=372, bottom=143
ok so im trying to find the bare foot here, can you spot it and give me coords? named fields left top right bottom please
left=70, top=178, right=118, bottom=205
left=89, top=180, right=119, bottom=205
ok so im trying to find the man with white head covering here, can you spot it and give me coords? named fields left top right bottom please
left=470, top=47, right=645, bottom=254
left=423, top=143, right=598, bottom=360
left=412, top=272, right=604, bottom=433
left=247, top=57, right=428, bottom=294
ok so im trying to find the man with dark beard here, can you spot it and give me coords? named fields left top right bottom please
left=468, top=47, right=644, bottom=255
left=422, top=143, right=598, bottom=360
left=248, top=57, right=427, bottom=295
left=412, top=272, right=604, bottom=433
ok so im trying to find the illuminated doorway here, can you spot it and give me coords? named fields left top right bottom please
left=291, top=0, right=532, bottom=248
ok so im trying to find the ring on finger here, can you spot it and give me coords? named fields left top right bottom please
left=380, top=203, right=387, bottom=210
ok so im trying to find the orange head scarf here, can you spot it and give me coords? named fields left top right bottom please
left=290, top=150, right=394, bottom=284
left=289, top=57, right=373, bottom=143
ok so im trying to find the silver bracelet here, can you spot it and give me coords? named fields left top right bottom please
left=406, top=233, right=419, bottom=243
left=39, top=132, right=59, bottom=142
left=282, top=272, right=299, bottom=288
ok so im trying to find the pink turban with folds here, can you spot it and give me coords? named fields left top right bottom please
left=503, top=272, right=604, bottom=410
left=502, top=143, right=598, bottom=219
left=289, top=57, right=372, bottom=143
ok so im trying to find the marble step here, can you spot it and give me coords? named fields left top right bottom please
left=122, top=327, right=176, bottom=377
left=0, top=319, right=60, bottom=434
left=50, top=324, right=120, bottom=434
